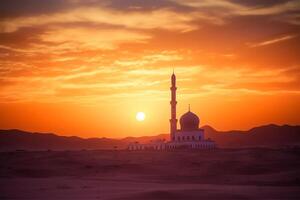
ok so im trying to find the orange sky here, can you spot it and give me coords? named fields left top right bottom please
left=0, top=0, right=300, bottom=138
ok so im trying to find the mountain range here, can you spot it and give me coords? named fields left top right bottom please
left=0, top=124, right=299, bottom=151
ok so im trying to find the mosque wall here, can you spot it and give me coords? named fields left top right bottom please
left=174, top=130, right=204, bottom=142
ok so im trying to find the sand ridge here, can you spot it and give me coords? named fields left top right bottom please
left=1, top=148, right=300, bottom=199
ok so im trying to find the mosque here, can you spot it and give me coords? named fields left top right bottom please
left=128, top=72, right=216, bottom=150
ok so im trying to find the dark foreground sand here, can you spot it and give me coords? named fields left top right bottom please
left=0, top=148, right=300, bottom=199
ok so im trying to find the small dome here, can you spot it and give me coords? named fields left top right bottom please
left=179, top=111, right=200, bottom=131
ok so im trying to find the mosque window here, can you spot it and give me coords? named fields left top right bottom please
left=187, top=136, right=190, bottom=140
left=192, top=136, right=195, bottom=140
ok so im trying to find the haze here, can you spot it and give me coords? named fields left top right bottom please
left=0, top=0, right=300, bottom=138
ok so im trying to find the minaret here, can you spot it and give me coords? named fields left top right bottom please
left=170, top=71, right=177, bottom=141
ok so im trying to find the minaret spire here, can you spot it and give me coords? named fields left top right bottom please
left=170, top=71, right=177, bottom=141
left=188, top=104, right=190, bottom=112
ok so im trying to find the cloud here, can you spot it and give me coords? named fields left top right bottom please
left=0, top=5, right=207, bottom=53
left=196, top=66, right=300, bottom=96
left=237, top=0, right=300, bottom=16
left=171, top=0, right=300, bottom=24
left=248, top=34, right=298, bottom=48
left=0, top=0, right=299, bottom=105
left=1, top=61, right=299, bottom=104
left=39, top=27, right=150, bottom=50
left=172, top=0, right=300, bottom=14
left=0, top=7, right=198, bottom=33
left=277, top=13, right=300, bottom=25
left=114, top=52, right=182, bottom=67
left=171, top=0, right=244, bottom=11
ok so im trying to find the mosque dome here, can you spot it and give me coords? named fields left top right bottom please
left=179, top=110, right=200, bottom=131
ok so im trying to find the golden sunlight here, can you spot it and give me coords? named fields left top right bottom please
left=136, top=112, right=146, bottom=122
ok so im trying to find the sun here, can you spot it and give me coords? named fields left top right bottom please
left=136, top=112, right=146, bottom=121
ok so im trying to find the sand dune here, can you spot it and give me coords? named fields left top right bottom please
left=1, top=148, right=300, bottom=199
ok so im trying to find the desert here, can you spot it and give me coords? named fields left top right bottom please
left=1, top=148, right=300, bottom=199
left=1, top=0, right=300, bottom=199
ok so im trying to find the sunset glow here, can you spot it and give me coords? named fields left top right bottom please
left=0, top=0, right=299, bottom=138
left=136, top=112, right=146, bottom=122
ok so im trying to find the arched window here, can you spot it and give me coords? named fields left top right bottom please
left=187, top=136, right=190, bottom=140
left=177, top=136, right=180, bottom=141
left=182, top=136, right=185, bottom=141
left=192, top=136, right=195, bottom=140
left=199, top=136, right=201, bottom=140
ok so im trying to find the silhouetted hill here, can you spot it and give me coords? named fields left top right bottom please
left=0, top=124, right=299, bottom=151
left=0, top=129, right=126, bottom=151
left=203, top=124, right=300, bottom=147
